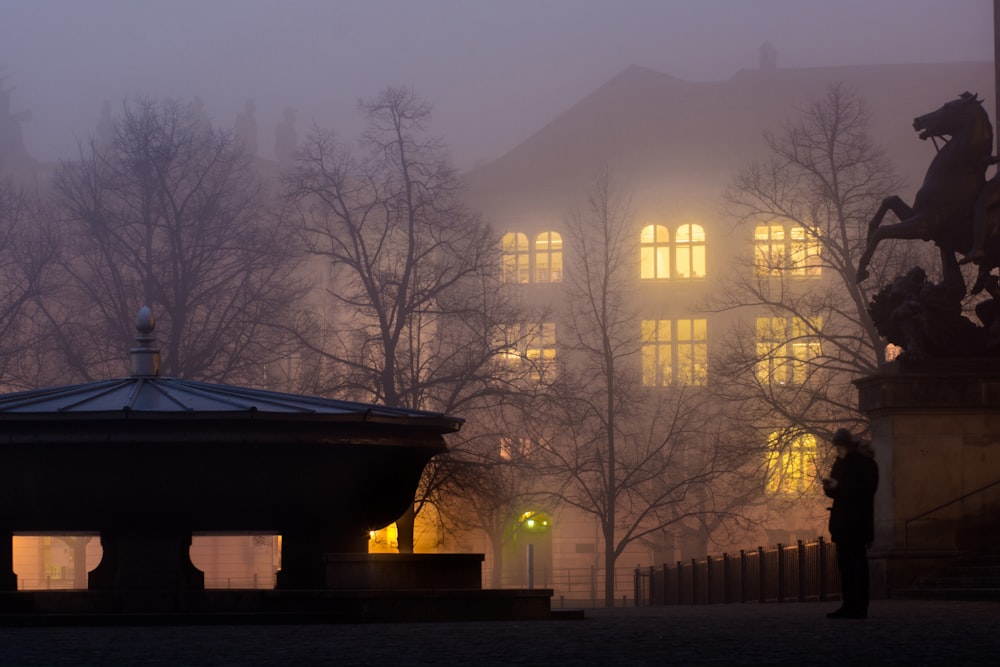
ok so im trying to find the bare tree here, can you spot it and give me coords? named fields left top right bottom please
left=431, top=402, right=544, bottom=587
left=285, top=87, right=530, bottom=551
left=714, top=84, right=915, bottom=489
left=0, top=177, right=62, bottom=390
left=537, top=168, right=750, bottom=606
left=52, top=97, right=305, bottom=383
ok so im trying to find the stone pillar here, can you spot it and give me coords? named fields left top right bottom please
left=855, top=359, right=1000, bottom=594
left=277, top=526, right=368, bottom=590
left=88, top=530, right=204, bottom=591
left=1, top=530, right=16, bottom=591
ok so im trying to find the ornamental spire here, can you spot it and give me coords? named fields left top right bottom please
left=130, top=306, right=161, bottom=377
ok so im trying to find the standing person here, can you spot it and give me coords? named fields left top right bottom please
left=821, top=427, right=879, bottom=619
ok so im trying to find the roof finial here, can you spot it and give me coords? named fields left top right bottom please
left=131, top=306, right=161, bottom=377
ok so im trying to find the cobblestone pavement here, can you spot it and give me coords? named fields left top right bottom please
left=1, top=600, right=998, bottom=666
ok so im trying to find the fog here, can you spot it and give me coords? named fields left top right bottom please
left=0, top=0, right=994, bottom=169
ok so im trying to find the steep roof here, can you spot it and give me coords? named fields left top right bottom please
left=464, top=61, right=996, bottom=222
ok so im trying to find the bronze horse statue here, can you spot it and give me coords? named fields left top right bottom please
left=857, top=92, right=994, bottom=290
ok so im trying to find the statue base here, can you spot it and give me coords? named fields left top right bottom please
left=855, top=358, right=1000, bottom=596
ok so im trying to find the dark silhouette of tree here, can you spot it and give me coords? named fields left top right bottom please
left=713, top=84, right=917, bottom=493
left=0, top=177, right=61, bottom=389
left=536, top=168, right=751, bottom=606
left=284, top=87, right=530, bottom=552
left=52, top=97, right=305, bottom=383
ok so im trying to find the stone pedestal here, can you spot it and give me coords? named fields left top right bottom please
left=855, top=359, right=1000, bottom=595
left=1, top=531, right=15, bottom=591
left=324, top=553, right=485, bottom=590
left=88, top=531, right=204, bottom=591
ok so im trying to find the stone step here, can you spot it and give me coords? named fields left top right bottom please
left=915, top=576, right=1000, bottom=589
left=892, top=587, right=1000, bottom=602
left=942, top=565, right=1000, bottom=578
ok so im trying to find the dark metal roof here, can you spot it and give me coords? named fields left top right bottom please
left=0, top=377, right=462, bottom=430
left=0, top=307, right=462, bottom=432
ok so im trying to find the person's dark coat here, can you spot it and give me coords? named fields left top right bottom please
left=824, top=448, right=879, bottom=543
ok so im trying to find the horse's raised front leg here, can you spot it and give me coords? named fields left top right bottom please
left=857, top=196, right=914, bottom=282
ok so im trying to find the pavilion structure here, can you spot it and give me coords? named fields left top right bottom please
left=0, top=309, right=554, bottom=622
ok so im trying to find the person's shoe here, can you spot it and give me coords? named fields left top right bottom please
left=826, top=608, right=848, bottom=619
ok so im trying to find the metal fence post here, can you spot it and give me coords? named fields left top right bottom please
left=739, top=549, right=747, bottom=603
left=818, top=536, right=827, bottom=601
left=691, top=558, right=698, bottom=604
left=757, top=546, right=765, bottom=603
left=776, top=543, right=784, bottom=603
left=797, top=540, right=806, bottom=602
left=722, top=552, right=730, bottom=604
left=706, top=555, right=713, bottom=604
left=677, top=561, right=683, bottom=605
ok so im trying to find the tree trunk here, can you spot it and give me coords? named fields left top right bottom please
left=604, top=535, right=617, bottom=607
left=396, top=503, right=416, bottom=553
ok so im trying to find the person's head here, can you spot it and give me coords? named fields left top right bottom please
left=832, top=427, right=858, bottom=458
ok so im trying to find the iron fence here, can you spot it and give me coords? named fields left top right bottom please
left=635, top=538, right=840, bottom=606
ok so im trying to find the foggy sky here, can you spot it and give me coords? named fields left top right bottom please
left=0, top=0, right=994, bottom=170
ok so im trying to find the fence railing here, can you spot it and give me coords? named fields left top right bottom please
left=635, top=538, right=839, bottom=606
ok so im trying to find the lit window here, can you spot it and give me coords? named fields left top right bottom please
left=495, top=324, right=523, bottom=367
left=535, top=232, right=563, bottom=283
left=640, top=225, right=670, bottom=279
left=642, top=319, right=708, bottom=386
left=754, top=225, right=786, bottom=275
left=788, top=317, right=822, bottom=384
left=641, top=320, right=671, bottom=387
left=525, top=322, right=557, bottom=379
left=790, top=227, right=822, bottom=276
left=765, top=431, right=818, bottom=494
left=675, top=318, right=708, bottom=385
left=500, top=437, right=533, bottom=460
left=755, top=317, right=822, bottom=386
left=675, top=224, right=706, bottom=278
left=502, top=232, right=530, bottom=284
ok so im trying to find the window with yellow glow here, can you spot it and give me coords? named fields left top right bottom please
left=790, top=226, right=822, bottom=276
left=765, top=432, right=818, bottom=494
left=502, top=232, right=530, bottom=284
left=675, top=318, right=708, bottom=385
left=495, top=324, right=523, bottom=368
left=755, top=317, right=822, bottom=386
left=641, top=319, right=671, bottom=387
left=526, top=322, right=557, bottom=379
left=674, top=224, right=706, bottom=278
left=642, top=319, right=708, bottom=386
left=535, top=231, right=563, bottom=283
left=500, top=436, right=533, bottom=460
left=754, top=225, right=786, bottom=275
left=640, top=224, right=670, bottom=279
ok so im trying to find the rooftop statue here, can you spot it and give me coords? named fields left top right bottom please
left=857, top=92, right=1000, bottom=359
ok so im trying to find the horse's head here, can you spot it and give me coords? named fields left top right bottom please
left=913, top=92, right=987, bottom=141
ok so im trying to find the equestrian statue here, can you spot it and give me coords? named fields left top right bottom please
left=857, top=92, right=1000, bottom=358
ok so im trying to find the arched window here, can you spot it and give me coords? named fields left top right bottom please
left=640, top=225, right=670, bottom=279
left=501, top=232, right=529, bottom=284
left=754, top=225, right=785, bottom=275
left=535, top=232, right=563, bottom=283
left=675, top=224, right=706, bottom=278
